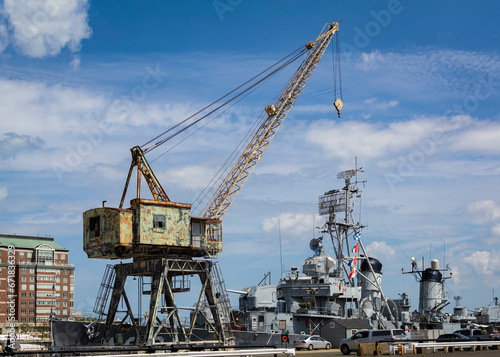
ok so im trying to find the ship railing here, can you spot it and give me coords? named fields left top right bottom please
left=297, top=307, right=335, bottom=315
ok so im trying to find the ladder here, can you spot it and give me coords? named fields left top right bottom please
left=211, top=261, right=235, bottom=344
left=93, top=264, right=115, bottom=322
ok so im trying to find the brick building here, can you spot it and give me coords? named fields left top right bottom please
left=0, top=234, right=75, bottom=326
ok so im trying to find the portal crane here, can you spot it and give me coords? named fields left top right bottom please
left=83, top=22, right=341, bottom=347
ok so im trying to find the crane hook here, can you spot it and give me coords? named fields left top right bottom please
left=334, top=98, right=343, bottom=118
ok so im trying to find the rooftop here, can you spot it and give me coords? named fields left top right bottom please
left=0, top=234, right=68, bottom=251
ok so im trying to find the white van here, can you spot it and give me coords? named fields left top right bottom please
left=340, top=329, right=408, bottom=355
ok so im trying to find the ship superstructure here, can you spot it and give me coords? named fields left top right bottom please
left=235, top=168, right=400, bottom=336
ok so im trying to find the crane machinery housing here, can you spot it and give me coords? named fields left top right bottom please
left=81, top=21, right=342, bottom=347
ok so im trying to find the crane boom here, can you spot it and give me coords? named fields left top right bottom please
left=200, top=22, right=340, bottom=220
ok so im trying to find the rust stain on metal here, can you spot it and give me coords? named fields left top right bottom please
left=83, top=199, right=223, bottom=260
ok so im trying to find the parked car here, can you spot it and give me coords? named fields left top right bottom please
left=436, top=333, right=473, bottom=351
left=293, top=335, right=331, bottom=350
left=454, top=329, right=500, bottom=340
left=437, top=333, right=469, bottom=341
left=340, top=329, right=408, bottom=355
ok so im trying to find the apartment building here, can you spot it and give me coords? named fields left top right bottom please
left=0, top=234, right=75, bottom=326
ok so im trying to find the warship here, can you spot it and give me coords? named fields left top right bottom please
left=212, top=166, right=500, bottom=346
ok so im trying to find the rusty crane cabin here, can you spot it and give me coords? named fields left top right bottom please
left=83, top=199, right=222, bottom=260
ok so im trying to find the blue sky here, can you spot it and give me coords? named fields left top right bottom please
left=1, top=0, right=500, bottom=317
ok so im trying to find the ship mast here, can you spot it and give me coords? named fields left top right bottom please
left=318, top=166, right=399, bottom=328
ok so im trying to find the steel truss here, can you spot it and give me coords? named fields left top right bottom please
left=100, top=258, right=234, bottom=346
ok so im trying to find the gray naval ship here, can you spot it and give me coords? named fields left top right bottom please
left=219, top=167, right=500, bottom=346
left=223, top=167, right=400, bottom=346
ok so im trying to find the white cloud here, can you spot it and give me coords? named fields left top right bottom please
left=463, top=251, right=500, bottom=286
left=17, top=200, right=90, bottom=228
left=70, top=54, right=81, bottom=70
left=358, top=50, right=385, bottom=71
left=292, top=104, right=334, bottom=114
left=254, top=163, right=301, bottom=176
left=306, top=117, right=444, bottom=160
left=344, top=49, right=500, bottom=107
left=492, top=224, right=500, bottom=237
left=0, top=132, right=45, bottom=160
left=364, top=241, right=397, bottom=261
left=305, top=115, right=479, bottom=161
left=373, top=99, right=399, bottom=110
left=2, top=0, right=92, bottom=58
left=164, top=164, right=217, bottom=191
left=467, top=200, right=500, bottom=225
left=0, top=187, right=7, bottom=200
left=262, top=212, right=314, bottom=240
left=339, top=97, right=399, bottom=112
left=0, top=24, right=8, bottom=52
left=0, top=78, right=107, bottom=137
left=450, top=121, right=500, bottom=154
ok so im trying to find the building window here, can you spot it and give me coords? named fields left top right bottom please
left=63, top=293, right=68, bottom=299
left=29, top=284, right=35, bottom=290
left=21, top=317, right=26, bottom=323
left=22, top=267, right=27, bottom=273
left=63, top=277, right=68, bottom=283
left=30, top=268, right=34, bottom=273
left=21, top=301, right=26, bottom=307
left=21, top=292, right=27, bottom=298
left=63, top=301, right=68, bottom=307
left=21, top=309, right=26, bottom=315
left=19, top=252, right=25, bottom=257
left=29, top=317, right=34, bottom=323
left=29, top=301, right=34, bottom=306
left=29, top=309, right=34, bottom=314
left=36, top=245, right=55, bottom=265
left=153, top=214, right=166, bottom=228
left=29, top=293, right=35, bottom=298
left=30, top=276, right=35, bottom=282
left=22, top=276, right=27, bottom=282
left=89, top=216, right=100, bottom=238
left=27, top=252, right=32, bottom=259
left=21, top=284, right=27, bottom=290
